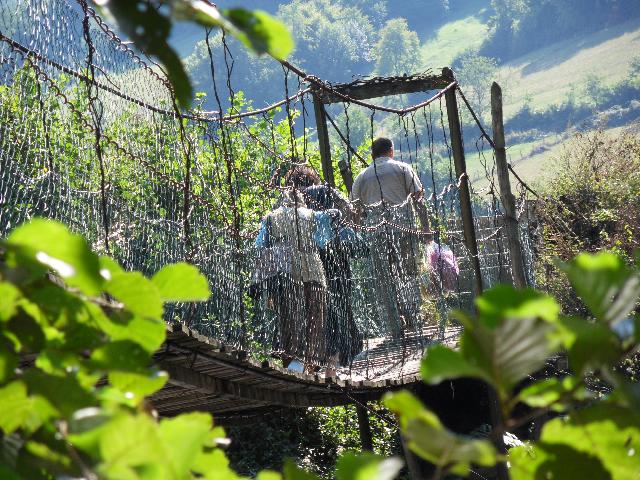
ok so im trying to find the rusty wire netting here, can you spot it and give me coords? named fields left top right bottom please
left=0, top=0, right=536, bottom=380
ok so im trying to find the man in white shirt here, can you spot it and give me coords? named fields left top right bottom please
left=350, top=137, right=431, bottom=336
left=350, top=137, right=423, bottom=208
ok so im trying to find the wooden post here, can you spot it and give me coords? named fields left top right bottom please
left=491, top=82, right=527, bottom=289
left=312, top=93, right=335, bottom=187
left=338, top=158, right=354, bottom=194
left=443, top=69, right=483, bottom=298
left=444, top=73, right=510, bottom=480
left=356, top=404, right=373, bottom=451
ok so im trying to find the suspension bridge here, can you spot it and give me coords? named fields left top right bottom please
left=0, top=0, right=536, bottom=421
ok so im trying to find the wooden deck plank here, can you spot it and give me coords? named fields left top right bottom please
left=150, top=322, right=463, bottom=417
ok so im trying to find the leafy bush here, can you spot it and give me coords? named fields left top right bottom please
left=536, top=131, right=640, bottom=315
left=0, top=219, right=247, bottom=478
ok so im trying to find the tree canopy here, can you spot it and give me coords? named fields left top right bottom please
left=374, top=19, right=421, bottom=77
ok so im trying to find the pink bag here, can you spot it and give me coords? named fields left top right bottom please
left=425, top=242, right=460, bottom=292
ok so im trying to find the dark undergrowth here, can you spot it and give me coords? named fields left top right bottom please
left=225, top=404, right=404, bottom=478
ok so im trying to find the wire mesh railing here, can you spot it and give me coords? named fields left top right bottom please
left=0, top=0, right=536, bottom=380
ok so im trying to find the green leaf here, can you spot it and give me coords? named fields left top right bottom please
left=475, top=285, right=560, bottom=328
left=28, top=283, right=85, bottom=327
left=23, top=395, right=58, bottom=433
left=96, top=413, right=164, bottom=476
left=106, top=271, right=163, bottom=320
left=539, top=404, right=640, bottom=480
left=90, top=340, right=152, bottom=373
left=158, top=412, right=213, bottom=475
left=0, top=336, right=17, bottom=383
left=556, top=316, right=621, bottom=375
left=257, top=471, right=282, bottom=480
left=335, top=451, right=403, bottom=480
left=461, top=316, right=554, bottom=400
left=152, top=262, right=211, bottom=302
left=96, top=311, right=166, bottom=354
left=560, top=252, right=640, bottom=324
left=283, top=459, right=322, bottom=480
left=223, top=9, right=294, bottom=60
left=517, top=377, right=588, bottom=411
left=195, top=448, right=241, bottom=480
left=23, top=371, right=94, bottom=418
left=98, top=255, right=124, bottom=280
left=5, top=219, right=103, bottom=295
left=62, top=322, right=105, bottom=353
left=0, top=381, right=31, bottom=434
left=8, top=309, right=45, bottom=352
left=0, top=381, right=56, bottom=435
left=109, top=369, right=168, bottom=400
left=174, top=1, right=294, bottom=60
left=510, top=442, right=612, bottom=480
left=383, top=390, right=426, bottom=424
left=96, top=0, right=193, bottom=108
left=25, top=439, right=75, bottom=473
left=448, top=287, right=564, bottom=400
left=35, top=350, right=81, bottom=376
left=421, top=345, right=491, bottom=385
left=0, top=282, right=21, bottom=321
left=385, top=391, right=497, bottom=474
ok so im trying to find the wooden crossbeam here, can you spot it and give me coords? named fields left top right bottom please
left=315, top=69, right=454, bottom=104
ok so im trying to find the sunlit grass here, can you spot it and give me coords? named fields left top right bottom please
left=420, top=15, right=489, bottom=70
left=469, top=125, right=639, bottom=191
left=497, top=17, right=640, bottom=118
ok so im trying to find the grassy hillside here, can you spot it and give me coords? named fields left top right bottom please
left=498, top=17, right=640, bottom=118
left=169, top=0, right=639, bottom=189
left=418, top=2, right=640, bottom=118
left=419, top=11, right=640, bottom=187
left=420, top=15, right=489, bottom=69
left=468, top=121, right=640, bottom=192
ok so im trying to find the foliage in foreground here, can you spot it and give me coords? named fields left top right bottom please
left=395, top=251, right=640, bottom=479
left=0, top=218, right=225, bottom=479
left=0, top=219, right=400, bottom=480
left=0, top=218, right=639, bottom=479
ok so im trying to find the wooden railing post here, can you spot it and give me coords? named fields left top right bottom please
left=338, top=158, right=354, bottom=194
left=491, top=82, right=527, bottom=289
left=443, top=70, right=483, bottom=298
left=356, top=404, right=373, bottom=451
left=312, top=93, right=335, bottom=187
left=444, top=73, right=510, bottom=480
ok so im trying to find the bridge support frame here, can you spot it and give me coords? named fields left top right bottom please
left=443, top=68, right=484, bottom=298
left=311, top=70, right=455, bottom=193
left=356, top=404, right=373, bottom=451
left=312, top=93, right=335, bottom=187
left=491, top=82, right=528, bottom=289
left=444, top=73, right=510, bottom=480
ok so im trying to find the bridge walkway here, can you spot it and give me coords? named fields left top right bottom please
left=152, top=323, right=461, bottom=419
